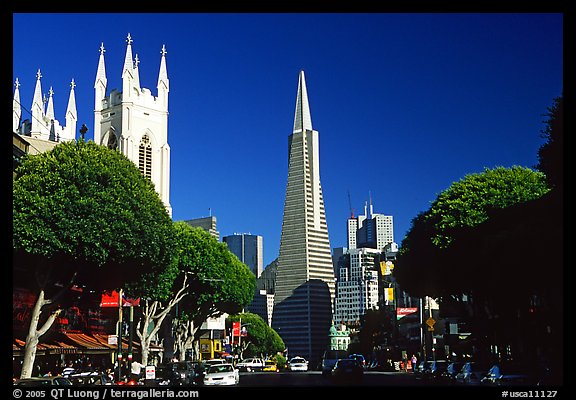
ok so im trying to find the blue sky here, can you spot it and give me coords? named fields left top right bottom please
left=12, top=13, right=563, bottom=267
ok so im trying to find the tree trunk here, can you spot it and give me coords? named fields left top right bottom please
left=136, top=276, right=189, bottom=365
left=20, top=290, right=61, bottom=379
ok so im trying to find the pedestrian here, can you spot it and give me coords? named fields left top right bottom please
left=62, top=361, right=75, bottom=377
left=411, top=354, right=418, bottom=373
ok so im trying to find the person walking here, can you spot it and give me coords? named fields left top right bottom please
left=411, top=354, right=418, bottom=373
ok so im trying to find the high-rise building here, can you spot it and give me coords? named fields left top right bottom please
left=347, top=198, right=394, bottom=250
left=334, top=248, right=380, bottom=325
left=184, top=216, right=219, bottom=241
left=246, top=259, right=277, bottom=326
left=223, top=233, right=263, bottom=278
left=334, top=199, right=396, bottom=328
left=272, top=71, right=334, bottom=365
left=93, top=34, right=172, bottom=216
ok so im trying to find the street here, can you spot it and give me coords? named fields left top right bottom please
left=238, top=370, right=425, bottom=387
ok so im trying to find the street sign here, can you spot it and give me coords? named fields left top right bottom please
left=145, top=365, right=155, bottom=380
left=425, top=317, right=436, bottom=331
left=108, top=335, right=118, bottom=345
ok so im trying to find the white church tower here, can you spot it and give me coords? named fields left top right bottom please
left=93, top=34, right=172, bottom=216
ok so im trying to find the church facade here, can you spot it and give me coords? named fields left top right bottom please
left=93, top=34, right=172, bottom=216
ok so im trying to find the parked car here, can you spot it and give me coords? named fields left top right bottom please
left=414, top=360, right=429, bottom=379
left=153, top=361, right=201, bottom=385
left=68, top=371, right=113, bottom=386
left=331, top=358, right=364, bottom=383
left=348, top=354, right=367, bottom=369
left=236, top=357, right=265, bottom=372
left=321, top=349, right=348, bottom=376
left=423, top=359, right=449, bottom=382
left=481, top=363, right=540, bottom=386
left=202, top=363, right=239, bottom=386
left=439, top=361, right=464, bottom=384
left=203, top=359, right=226, bottom=367
left=14, top=376, right=73, bottom=386
left=455, top=361, right=490, bottom=385
left=287, top=356, right=309, bottom=372
left=262, top=360, right=279, bottom=372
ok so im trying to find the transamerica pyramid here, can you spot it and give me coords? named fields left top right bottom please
left=272, top=71, right=335, bottom=365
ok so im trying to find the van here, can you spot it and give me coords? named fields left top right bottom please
left=321, top=349, right=348, bottom=376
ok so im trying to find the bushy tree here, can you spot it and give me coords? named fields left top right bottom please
left=13, top=140, right=175, bottom=378
left=395, top=166, right=549, bottom=297
left=537, top=96, right=563, bottom=191
left=227, top=312, right=284, bottom=359
left=171, top=222, right=256, bottom=360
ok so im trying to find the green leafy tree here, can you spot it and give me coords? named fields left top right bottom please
left=13, top=140, right=175, bottom=378
left=537, top=96, right=563, bottom=191
left=171, top=222, right=256, bottom=360
left=227, top=312, right=284, bottom=359
left=395, top=166, right=549, bottom=297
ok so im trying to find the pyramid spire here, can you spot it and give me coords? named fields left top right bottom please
left=293, top=70, right=313, bottom=133
left=13, top=78, right=22, bottom=132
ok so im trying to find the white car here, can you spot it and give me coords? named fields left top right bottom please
left=236, top=357, right=265, bottom=372
left=202, top=363, right=239, bottom=386
left=288, top=356, right=309, bottom=372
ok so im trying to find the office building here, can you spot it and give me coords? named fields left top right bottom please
left=184, top=216, right=219, bottom=241
left=223, top=234, right=263, bottom=277
left=334, top=248, right=380, bottom=325
left=272, top=71, right=334, bottom=365
left=348, top=198, right=394, bottom=251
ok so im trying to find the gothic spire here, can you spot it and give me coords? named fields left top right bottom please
left=122, top=33, right=134, bottom=78
left=67, top=79, right=77, bottom=120
left=13, top=78, right=22, bottom=132
left=31, top=69, right=45, bottom=137
left=133, top=53, right=141, bottom=89
left=32, top=69, right=43, bottom=114
left=293, top=70, right=313, bottom=134
left=157, top=44, right=169, bottom=91
left=94, top=42, right=107, bottom=88
left=46, top=86, right=55, bottom=121
left=64, top=79, right=77, bottom=142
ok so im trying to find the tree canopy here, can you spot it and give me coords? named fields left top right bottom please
left=395, top=166, right=550, bottom=298
left=13, top=139, right=176, bottom=294
left=172, top=222, right=256, bottom=330
left=228, top=312, right=285, bottom=358
left=537, top=96, right=563, bottom=191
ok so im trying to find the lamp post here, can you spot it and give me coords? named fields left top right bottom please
left=117, top=288, right=123, bottom=382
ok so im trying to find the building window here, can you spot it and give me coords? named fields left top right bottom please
left=139, top=134, right=152, bottom=179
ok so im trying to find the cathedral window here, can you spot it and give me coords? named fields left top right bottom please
left=107, top=132, right=117, bottom=150
left=139, top=134, right=152, bottom=179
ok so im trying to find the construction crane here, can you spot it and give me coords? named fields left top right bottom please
left=347, top=190, right=355, bottom=219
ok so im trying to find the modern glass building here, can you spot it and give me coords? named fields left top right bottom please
left=223, top=233, right=263, bottom=278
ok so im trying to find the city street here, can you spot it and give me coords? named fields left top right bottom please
left=238, top=370, right=424, bottom=387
